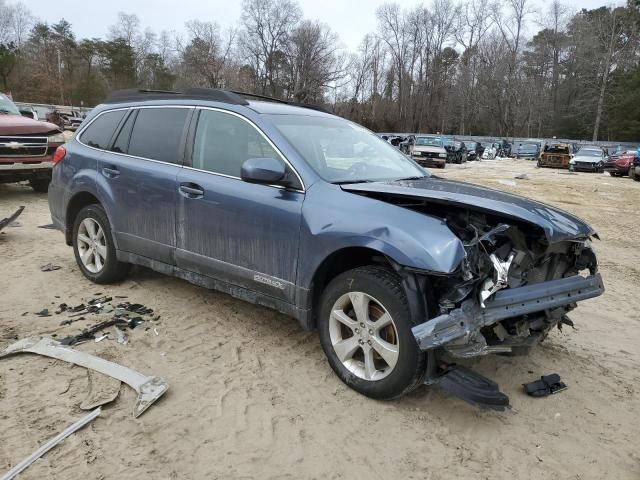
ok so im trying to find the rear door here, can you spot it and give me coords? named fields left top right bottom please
left=96, top=106, right=193, bottom=264
left=175, top=108, right=305, bottom=303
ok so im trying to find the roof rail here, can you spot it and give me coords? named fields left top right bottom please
left=103, top=88, right=249, bottom=106
left=231, top=90, right=331, bottom=114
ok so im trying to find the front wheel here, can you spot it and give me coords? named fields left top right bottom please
left=72, top=204, right=129, bottom=284
left=318, top=266, right=427, bottom=400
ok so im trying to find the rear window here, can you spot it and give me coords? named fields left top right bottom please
left=128, top=108, right=190, bottom=163
left=80, top=110, right=127, bottom=150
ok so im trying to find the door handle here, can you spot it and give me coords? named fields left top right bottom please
left=179, top=183, right=204, bottom=198
left=102, top=166, right=120, bottom=178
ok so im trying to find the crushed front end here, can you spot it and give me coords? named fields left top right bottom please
left=412, top=209, right=604, bottom=359
left=409, top=209, right=603, bottom=410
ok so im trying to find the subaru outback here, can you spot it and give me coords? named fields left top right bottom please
left=48, top=89, right=604, bottom=408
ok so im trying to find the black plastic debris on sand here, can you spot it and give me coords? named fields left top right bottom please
left=35, top=309, right=52, bottom=317
left=37, top=223, right=57, bottom=229
left=53, top=295, right=159, bottom=345
left=41, top=263, right=62, bottom=272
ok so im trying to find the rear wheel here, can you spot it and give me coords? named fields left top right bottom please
left=318, top=266, right=427, bottom=400
left=29, top=177, right=50, bottom=193
left=72, top=204, right=129, bottom=284
left=630, top=168, right=636, bottom=180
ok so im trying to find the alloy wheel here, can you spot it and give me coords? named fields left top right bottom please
left=328, top=292, right=399, bottom=381
left=77, top=218, right=107, bottom=273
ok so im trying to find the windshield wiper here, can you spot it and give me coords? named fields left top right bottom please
left=332, top=179, right=375, bottom=185
left=394, top=176, right=427, bottom=181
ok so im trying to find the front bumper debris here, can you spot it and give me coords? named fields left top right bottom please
left=412, top=273, right=604, bottom=352
left=429, top=365, right=510, bottom=411
left=1, top=336, right=168, bottom=417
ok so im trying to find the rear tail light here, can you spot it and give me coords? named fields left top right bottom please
left=52, top=146, right=66, bottom=165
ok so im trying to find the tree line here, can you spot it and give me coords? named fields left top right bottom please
left=1, top=0, right=639, bottom=141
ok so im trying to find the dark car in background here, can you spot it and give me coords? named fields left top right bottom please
left=47, top=88, right=604, bottom=408
left=443, top=138, right=467, bottom=163
left=604, top=150, right=636, bottom=177
left=515, top=142, right=541, bottom=160
left=460, top=140, right=479, bottom=161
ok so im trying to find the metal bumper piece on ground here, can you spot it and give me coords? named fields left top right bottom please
left=412, top=273, right=604, bottom=351
left=0, top=206, right=24, bottom=232
left=0, top=336, right=168, bottom=417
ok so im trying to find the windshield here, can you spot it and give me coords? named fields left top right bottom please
left=415, top=136, right=443, bottom=147
left=0, top=93, right=20, bottom=115
left=519, top=143, right=538, bottom=152
left=578, top=149, right=602, bottom=157
left=267, top=114, right=428, bottom=184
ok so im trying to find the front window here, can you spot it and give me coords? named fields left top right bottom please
left=415, top=136, right=443, bottom=147
left=579, top=149, right=602, bottom=157
left=519, top=144, right=538, bottom=152
left=267, top=114, right=428, bottom=184
left=0, top=93, right=20, bottom=115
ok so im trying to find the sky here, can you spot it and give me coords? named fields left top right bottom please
left=16, top=0, right=625, bottom=51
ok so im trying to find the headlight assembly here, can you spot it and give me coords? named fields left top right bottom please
left=48, top=132, right=65, bottom=144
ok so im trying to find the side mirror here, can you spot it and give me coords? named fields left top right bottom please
left=19, top=109, right=36, bottom=120
left=241, top=158, right=288, bottom=186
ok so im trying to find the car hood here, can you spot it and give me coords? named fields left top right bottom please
left=572, top=155, right=601, bottom=163
left=0, top=114, right=60, bottom=135
left=341, top=177, right=595, bottom=243
left=413, top=145, right=446, bottom=154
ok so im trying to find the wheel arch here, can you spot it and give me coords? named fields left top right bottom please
left=65, top=191, right=102, bottom=245
left=306, top=246, right=433, bottom=331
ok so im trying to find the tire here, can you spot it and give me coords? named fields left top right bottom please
left=29, top=177, right=50, bottom=193
left=72, top=204, right=129, bottom=284
left=633, top=169, right=640, bottom=182
left=318, top=266, right=427, bottom=400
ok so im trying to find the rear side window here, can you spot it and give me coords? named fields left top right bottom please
left=128, top=108, right=190, bottom=164
left=80, top=110, right=126, bottom=150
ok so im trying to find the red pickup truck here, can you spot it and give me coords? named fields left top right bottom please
left=1, top=93, right=66, bottom=192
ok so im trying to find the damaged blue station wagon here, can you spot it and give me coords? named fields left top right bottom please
left=48, top=89, right=604, bottom=409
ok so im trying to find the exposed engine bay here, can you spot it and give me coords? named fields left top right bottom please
left=360, top=194, right=603, bottom=360
left=427, top=208, right=600, bottom=358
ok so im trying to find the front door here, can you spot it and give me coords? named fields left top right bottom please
left=175, top=108, right=304, bottom=303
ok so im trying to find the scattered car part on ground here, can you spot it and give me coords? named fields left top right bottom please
left=523, top=374, right=567, bottom=397
left=80, top=370, right=121, bottom=410
left=0, top=407, right=101, bottom=480
left=40, top=263, right=61, bottom=272
left=0, top=206, right=24, bottom=233
left=1, top=336, right=168, bottom=417
left=429, top=365, right=510, bottom=411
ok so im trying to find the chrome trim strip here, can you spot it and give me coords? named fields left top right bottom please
left=75, top=104, right=306, bottom=193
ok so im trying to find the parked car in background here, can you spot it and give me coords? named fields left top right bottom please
left=462, top=140, right=479, bottom=161
left=538, top=142, right=574, bottom=169
left=569, top=146, right=607, bottom=173
left=515, top=142, right=541, bottom=160
left=47, top=88, right=604, bottom=407
left=630, top=153, right=640, bottom=181
left=411, top=135, right=447, bottom=168
left=399, top=135, right=415, bottom=155
left=604, top=150, right=636, bottom=177
left=0, top=92, right=66, bottom=192
left=443, top=138, right=467, bottom=163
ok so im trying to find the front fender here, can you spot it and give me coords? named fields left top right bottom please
left=298, top=182, right=465, bottom=289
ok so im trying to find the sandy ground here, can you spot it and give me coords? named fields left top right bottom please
left=0, top=158, right=639, bottom=479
